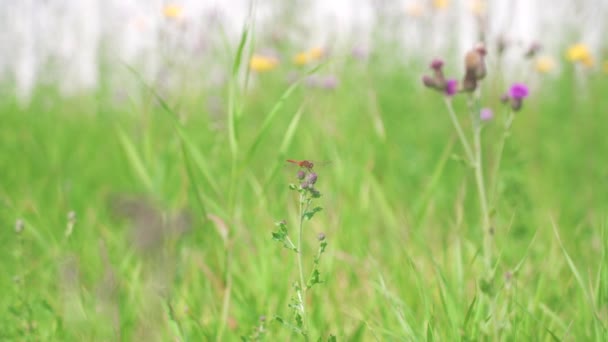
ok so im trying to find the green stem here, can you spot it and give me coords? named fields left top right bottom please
left=297, top=192, right=308, bottom=336
left=468, top=93, right=497, bottom=338
left=489, top=111, right=515, bottom=204
left=474, top=125, right=492, bottom=271
left=444, top=97, right=475, bottom=164
left=468, top=94, right=492, bottom=272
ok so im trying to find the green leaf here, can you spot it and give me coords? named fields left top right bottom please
left=303, top=207, right=323, bottom=220
left=116, top=127, right=153, bottom=191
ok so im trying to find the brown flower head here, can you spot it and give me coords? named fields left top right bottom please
left=462, top=43, right=487, bottom=92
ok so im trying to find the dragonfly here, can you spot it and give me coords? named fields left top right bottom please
left=286, top=159, right=331, bottom=171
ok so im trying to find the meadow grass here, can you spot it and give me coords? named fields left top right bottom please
left=1, top=42, right=608, bottom=341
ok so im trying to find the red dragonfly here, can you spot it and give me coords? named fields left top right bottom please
left=286, top=159, right=315, bottom=170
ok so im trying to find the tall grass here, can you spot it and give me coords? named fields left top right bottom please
left=1, top=35, right=608, bottom=341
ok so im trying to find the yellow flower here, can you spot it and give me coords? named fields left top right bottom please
left=581, top=55, right=594, bottom=67
left=566, top=43, right=592, bottom=63
left=535, top=56, right=556, bottom=73
left=308, top=47, right=324, bottom=60
left=405, top=2, right=425, bottom=17
left=433, top=0, right=450, bottom=10
left=292, top=47, right=325, bottom=66
left=249, top=54, right=279, bottom=72
left=163, top=4, right=184, bottom=19
left=293, top=52, right=309, bottom=66
left=469, top=0, right=486, bottom=16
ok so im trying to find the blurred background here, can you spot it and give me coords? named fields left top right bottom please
left=1, top=0, right=607, bottom=102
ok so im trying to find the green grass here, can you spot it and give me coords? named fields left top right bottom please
left=1, top=45, right=608, bottom=341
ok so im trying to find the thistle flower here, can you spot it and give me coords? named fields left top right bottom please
left=502, top=83, right=529, bottom=111
left=509, top=83, right=529, bottom=100
left=320, top=75, right=339, bottom=90
left=422, top=59, right=458, bottom=96
left=480, top=108, right=493, bottom=121
left=445, top=79, right=458, bottom=96
left=308, top=172, right=318, bottom=185
left=249, top=54, right=279, bottom=72
left=462, top=43, right=487, bottom=92
left=351, top=44, right=369, bottom=60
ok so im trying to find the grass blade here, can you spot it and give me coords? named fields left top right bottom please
left=116, top=126, right=153, bottom=191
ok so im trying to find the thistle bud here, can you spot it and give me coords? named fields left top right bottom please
left=308, top=172, right=318, bottom=185
left=463, top=43, right=487, bottom=91
left=422, top=75, right=438, bottom=89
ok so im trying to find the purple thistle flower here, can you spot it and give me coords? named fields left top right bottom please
left=445, top=79, right=458, bottom=96
left=509, top=83, right=529, bottom=100
left=431, top=59, right=444, bottom=71
left=308, top=172, right=318, bottom=184
left=351, top=44, right=369, bottom=60
left=480, top=108, right=494, bottom=121
left=321, top=75, right=339, bottom=89
left=296, top=170, right=306, bottom=180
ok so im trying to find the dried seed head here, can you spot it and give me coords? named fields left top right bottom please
left=464, top=44, right=487, bottom=83
left=524, top=41, right=542, bottom=58
left=68, top=211, right=77, bottom=223
left=15, top=219, right=24, bottom=234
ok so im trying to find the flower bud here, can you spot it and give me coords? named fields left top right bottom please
left=445, top=79, right=458, bottom=96
left=480, top=108, right=493, bottom=121
left=422, top=75, right=438, bottom=88
left=511, top=98, right=523, bottom=111
left=296, top=170, right=306, bottom=180
left=464, top=43, right=487, bottom=86
left=308, top=172, right=318, bottom=185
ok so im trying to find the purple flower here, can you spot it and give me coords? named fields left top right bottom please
left=480, top=108, right=494, bottom=121
left=509, top=83, right=529, bottom=100
left=321, top=75, right=339, bottom=89
left=351, top=44, right=369, bottom=60
left=431, top=59, right=444, bottom=71
left=308, top=172, right=318, bottom=184
left=445, top=79, right=458, bottom=96
left=296, top=170, right=306, bottom=180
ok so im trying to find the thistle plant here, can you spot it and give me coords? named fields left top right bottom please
left=422, top=43, right=530, bottom=331
left=270, top=165, right=332, bottom=341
